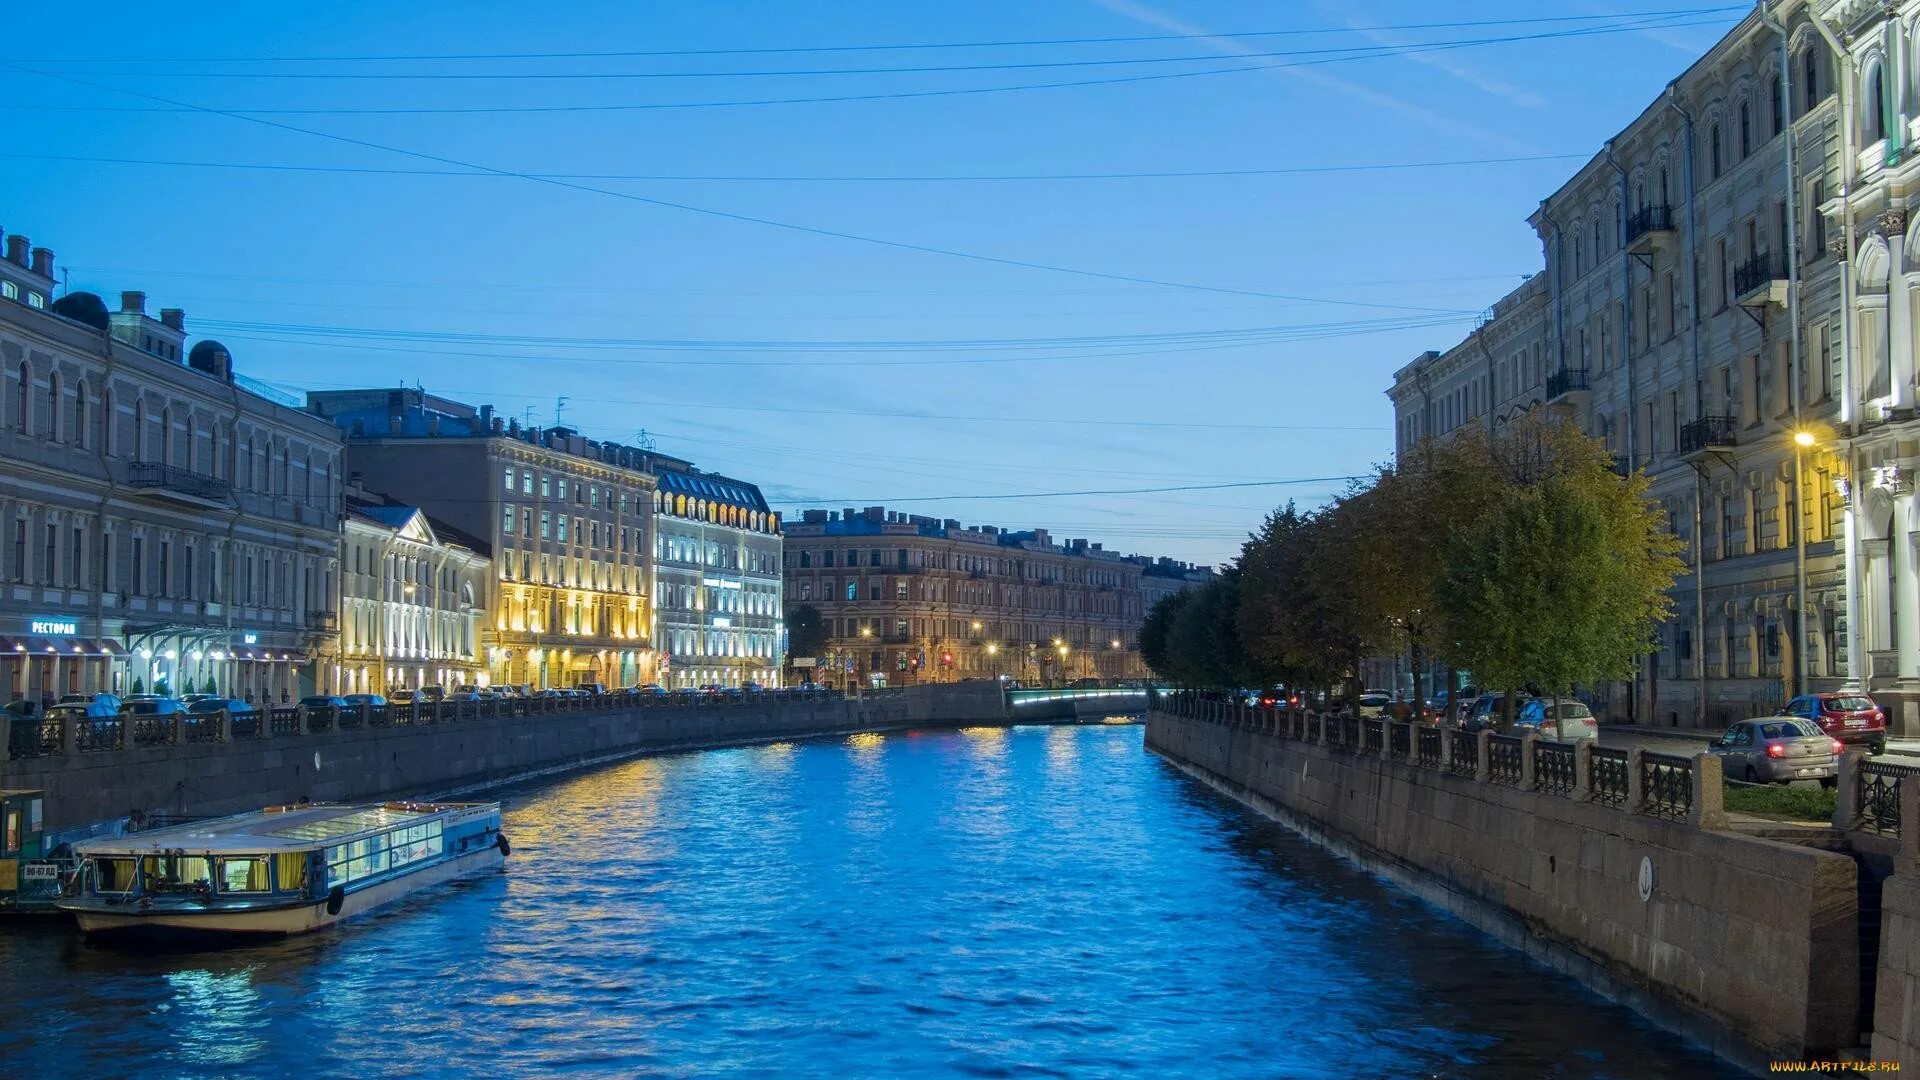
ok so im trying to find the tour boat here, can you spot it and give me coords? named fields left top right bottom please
left=57, top=800, right=509, bottom=939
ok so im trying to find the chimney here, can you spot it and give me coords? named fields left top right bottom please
left=388, top=415, right=402, bottom=435
left=478, top=403, right=494, bottom=428
left=5, top=236, right=28, bottom=265
left=29, top=248, right=52, bottom=276
left=120, top=291, right=146, bottom=315
left=491, top=417, right=505, bottom=435
left=159, top=308, right=185, bottom=330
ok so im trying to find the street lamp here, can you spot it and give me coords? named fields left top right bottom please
left=1792, top=429, right=1817, bottom=697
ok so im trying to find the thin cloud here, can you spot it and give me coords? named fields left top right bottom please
left=1312, top=0, right=1547, bottom=108
left=1087, top=0, right=1537, bottom=151
left=1574, top=0, right=1728, bottom=54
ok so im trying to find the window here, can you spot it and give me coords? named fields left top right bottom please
left=70, top=526, right=83, bottom=588
left=14, top=363, right=27, bottom=434
left=503, top=467, right=515, bottom=491
left=1802, top=47, right=1820, bottom=113
left=502, top=504, right=516, bottom=533
left=1809, top=179, right=1827, bottom=256
left=540, top=512, right=551, bottom=540
left=540, top=475, right=550, bottom=498
left=41, top=523, right=55, bottom=586
left=0, top=282, right=13, bottom=301
left=846, top=582, right=857, bottom=601
left=1867, top=62, right=1890, bottom=143
left=1710, top=121, right=1723, bottom=178
left=1715, top=239, right=1729, bottom=309
left=1738, top=99, right=1751, bottom=157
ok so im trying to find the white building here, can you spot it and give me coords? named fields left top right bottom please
left=338, top=494, right=488, bottom=695
left=647, top=459, right=783, bottom=689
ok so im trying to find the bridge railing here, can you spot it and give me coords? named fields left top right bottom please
left=1154, top=691, right=1722, bottom=828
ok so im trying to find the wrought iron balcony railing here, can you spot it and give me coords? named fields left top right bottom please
left=1545, top=367, right=1590, bottom=399
left=1678, top=415, right=1737, bottom=455
left=126, top=462, right=230, bottom=502
left=1625, top=204, right=1675, bottom=246
left=1732, top=252, right=1784, bottom=298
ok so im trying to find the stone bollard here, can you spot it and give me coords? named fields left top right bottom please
left=1834, top=749, right=1866, bottom=830
left=1690, top=752, right=1727, bottom=830
left=171, top=709, right=186, bottom=746
left=1571, top=740, right=1593, bottom=802
left=1474, top=730, right=1491, bottom=783
left=1520, top=733, right=1540, bottom=788
left=217, top=707, right=233, bottom=742
left=1902, top=776, right=1920, bottom=866
left=1380, top=722, right=1394, bottom=762
left=1439, top=725, right=1453, bottom=771
left=58, top=712, right=75, bottom=756
left=1626, top=747, right=1647, bottom=812
left=261, top=704, right=275, bottom=739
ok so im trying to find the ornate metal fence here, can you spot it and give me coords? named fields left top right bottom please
left=1588, top=747, right=1630, bottom=807
left=1534, top=741, right=1576, bottom=795
left=1389, top=722, right=1411, bottom=760
left=1858, top=761, right=1920, bottom=836
left=1640, top=752, right=1693, bottom=819
left=1448, top=730, right=1478, bottom=777
left=1362, top=718, right=1384, bottom=754
left=1416, top=726, right=1442, bottom=768
left=1487, top=735, right=1524, bottom=785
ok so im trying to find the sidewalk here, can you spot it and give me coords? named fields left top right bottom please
left=1598, top=722, right=1718, bottom=743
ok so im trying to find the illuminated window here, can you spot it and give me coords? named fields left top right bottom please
left=540, top=475, right=551, bottom=498
left=502, top=504, right=515, bottom=533
left=503, top=467, right=515, bottom=491
left=522, top=472, right=533, bottom=496
left=846, top=582, right=857, bottom=601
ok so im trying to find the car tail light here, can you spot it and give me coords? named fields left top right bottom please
left=1833, top=740, right=1846, bottom=755
left=1767, top=743, right=1786, bottom=759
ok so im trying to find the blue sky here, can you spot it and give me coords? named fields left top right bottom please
left=2, top=2, right=1745, bottom=565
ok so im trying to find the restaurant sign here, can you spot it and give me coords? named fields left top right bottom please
left=29, top=619, right=77, bottom=636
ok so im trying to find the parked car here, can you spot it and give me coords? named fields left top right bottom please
left=187, top=697, right=254, bottom=716
left=1068, top=677, right=1102, bottom=689
left=1780, top=693, right=1888, bottom=756
left=1459, top=692, right=1530, bottom=733
left=1515, top=698, right=1598, bottom=741
left=2, top=699, right=39, bottom=719
left=342, top=693, right=387, bottom=708
left=1354, top=692, right=1391, bottom=718
left=119, top=698, right=187, bottom=719
left=741, top=681, right=767, bottom=693
left=637, top=684, right=667, bottom=697
left=1710, top=717, right=1841, bottom=786
left=300, top=695, right=348, bottom=711
left=445, top=689, right=481, bottom=702
left=417, top=685, right=447, bottom=703
left=55, top=693, right=122, bottom=718
left=575, top=682, right=607, bottom=696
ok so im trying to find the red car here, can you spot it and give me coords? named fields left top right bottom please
left=1781, top=693, right=1888, bottom=755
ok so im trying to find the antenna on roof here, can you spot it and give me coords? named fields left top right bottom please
left=555, top=396, right=569, bottom=427
left=634, top=429, right=657, bottom=451
left=522, top=406, right=536, bottom=427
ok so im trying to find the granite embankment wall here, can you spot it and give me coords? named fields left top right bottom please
left=1147, top=705, right=1861, bottom=1070
left=4, top=683, right=1009, bottom=829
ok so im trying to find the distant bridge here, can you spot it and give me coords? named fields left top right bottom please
left=1004, top=686, right=1154, bottom=721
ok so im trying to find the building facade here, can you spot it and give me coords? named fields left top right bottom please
left=782, top=507, right=1156, bottom=687
left=339, top=491, right=489, bottom=695
left=646, top=458, right=783, bottom=689
left=1386, top=2, right=1920, bottom=730
left=308, top=390, right=657, bottom=691
left=1, top=226, right=343, bottom=706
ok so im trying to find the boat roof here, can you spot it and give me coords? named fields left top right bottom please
left=74, top=802, right=493, bottom=854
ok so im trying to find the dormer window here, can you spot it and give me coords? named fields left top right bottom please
left=26, top=293, right=43, bottom=309
left=0, top=282, right=14, bottom=301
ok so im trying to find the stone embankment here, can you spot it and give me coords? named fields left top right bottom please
left=1149, top=695, right=1864, bottom=1073
left=2, top=683, right=1011, bottom=829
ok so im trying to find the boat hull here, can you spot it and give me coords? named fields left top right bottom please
left=69, top=844, right=504, bottom=939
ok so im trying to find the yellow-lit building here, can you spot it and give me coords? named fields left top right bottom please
left=338, top=493, right=488, bottom=694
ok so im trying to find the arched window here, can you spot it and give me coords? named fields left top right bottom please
left=134, top=400, right=146, bottom=460
left=304, top=454, right=314, bottom=501
left=1738, top=99, right=1751, bottom=157
left=1659, top=164, right=1670, bottom=206
left=1802, top=46, right=1820, bottom=113
left=45, top=370, right=60, bottom=442
left=185, top=416, right=197, bottom=472
left=72, top=380, right=86, bottom=448
left=160, top=407, right=173, bottom=465
left=1868, top=60, right=1892, bottom=142
left=1709, top=121, right=1723, bottom=178
left=14, top=363, right=28, bottom=434
left=1591, top=218, right=1602, bottom=259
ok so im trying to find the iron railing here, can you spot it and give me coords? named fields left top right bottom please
left=1545, top=367, right=1590, bottom=399
left=1416, top=726, right=1442, bottom=768
left=127, top=461, right=231, bottom=501
left=1857, top=761, right=1920, bottom=836
left=1589, top=747, right=1631, bottom=807
left=1535, top=741, right=1577, bottom=795
left=1488, top=735, right=1524, bottom=785
left=1641, top=752, right=1693, bottom=819
left=1362, top=718, right=1384, bottom=754
left=1732, top=251, right=1783, bottom=297
left=1625, top=204, right=1675, bottom=244
left=1679, top=415, right=1737, bottom=455
left=1389, top=722, right=1411, bottom=760
left=1449, top=730, right=1478, bottom=777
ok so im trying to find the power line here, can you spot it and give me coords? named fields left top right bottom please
left=14, top=9, right=1741, bottom=63
left=1, top=16, right=1734, bottom=116
left=0, top=149, right=1588, bottom=182
left=0, top=63, right=1472, bottom=316
left=782, top=476, right=1368, bottom=504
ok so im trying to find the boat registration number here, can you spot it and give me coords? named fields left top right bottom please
left=19, top=864, right=57, bottom=881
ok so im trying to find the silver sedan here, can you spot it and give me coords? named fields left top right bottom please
left=1708, top=717, right=1840, bottom=785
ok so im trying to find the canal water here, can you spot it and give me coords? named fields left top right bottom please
left=0, top=724, right=1737, bottom=1078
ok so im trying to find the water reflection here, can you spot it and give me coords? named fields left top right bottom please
left=0, top=725, right=1737, bottom=1078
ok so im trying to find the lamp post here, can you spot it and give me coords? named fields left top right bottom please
left=1793, top=429, right=1815, bottom=697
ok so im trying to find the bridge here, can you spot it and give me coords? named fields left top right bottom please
left=1005, top=686, right=1153, bottom=721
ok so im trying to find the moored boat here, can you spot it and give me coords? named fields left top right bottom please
left=57, top=800, right=508, bottom=939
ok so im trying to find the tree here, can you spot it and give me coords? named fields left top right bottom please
left=1164, top=570, right=1255, bottom=689
left=786, top=603, right=827, bottom=660
left=1238, top=503, right=1355, bottom=695
left=1439, top=422, right=1684, bottom=713
left=1140, top=591, right=1187, bottom=679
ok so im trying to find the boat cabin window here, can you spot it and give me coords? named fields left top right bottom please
left=3, top=809, right=17, bottom=855
left=217, top=857, right=271, bottom=893
left=276, top=852, right=308, bottom=892
left=92, top=857, right=138, bottom=893
left=141, top=854, right=212, bottom=892
left=325, top=821, right=443, bottom=887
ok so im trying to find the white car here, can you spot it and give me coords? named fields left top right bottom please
left=1355, top=692, right=1391, bottom=718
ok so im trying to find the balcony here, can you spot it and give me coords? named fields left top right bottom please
left=1545, top=367, right=1590, bottom=401
left=1678, top=415, right=1737, bottom=457
left=125, top=461, right=231, bottom=505
left=1732, top=252, right=1787, bottom=307
left=305, top=610, right=338, bottom=633
left=1624, top=205, right=1676, bottom=255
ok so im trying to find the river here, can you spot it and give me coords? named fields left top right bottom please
left=0, top=723, right=1737, bottom=1077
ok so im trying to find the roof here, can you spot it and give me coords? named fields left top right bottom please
left=654, top=466, right=769, bottom=513
left=73, top=802, right=488, bottom=854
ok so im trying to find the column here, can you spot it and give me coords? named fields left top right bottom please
left=1900, top=494, right=1920, bottom=681
left=1846, top=490, right=1868, bottom=689
left=1887, top=214, right=1914, bottom=408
